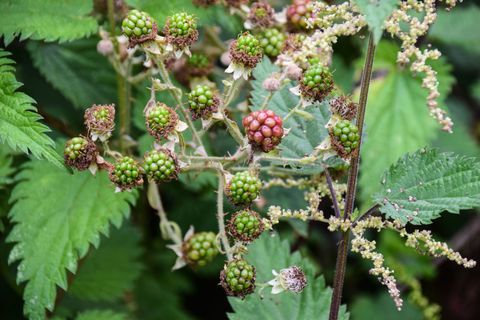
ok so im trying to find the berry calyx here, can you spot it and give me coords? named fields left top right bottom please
left=220, top=259, right=256, bottom=297
left=257, top=28, right=286, bottom=58
left=186, top=53, right=212, bottom=77
left=145, top=102, right=179, bottom=140
left=300, top=63, right=334, bottom=102
left=329, top=96, right=358, bottom=120
left=143, top=149, right=179, bottom=183
left=164, top=12, right=199, bottom=50
left=226, top=171, right=262, bottom=206
left=247, top=1, right=275, bottom=29
left=109, top=156, right=144, bottom=191
left=182, top=231, right=219, bottom=268
left=286, top=0, right=313, bottom=31
left=84, top=104, right=115, bottom=142
left=227, top=209, right=264, bottom=243
left=229, top=32, right=263, bottom=69
left=64, top=136, right=97, bottom=171
left=187, top=85, right=219, bottom=120
left=243, top=110, right=284, bottom=152
left=330, top=119, right=360, bottom=158
left=121, top=9, right=157, bottom=47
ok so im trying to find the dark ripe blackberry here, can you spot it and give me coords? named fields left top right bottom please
left=182, top=231, right=219, bottom=268
left=164, top=12, right=199, bottom=50
left=109, top=156, right=144, bottom=191
left=257, top=28, right=286, bottom=58
left=145, top=102, right=178, bottom=140
left=229, top=32, right=263, bottom=69
left=226, top=171, right=262, bottom=206
left=300, top=63, right=334, bottom=102
left=64, top=136, right=97, bottom=171
left=121, top=9, right=157, bottom=47
left=227, top=209, right=264, bottom=243
left=220, top=259, right=256, bottom=297
left=330, top=119, right=360, bottom=158
left=143, top=149, right=179, bottom=183
left=242, top=110, right=284, bottom=152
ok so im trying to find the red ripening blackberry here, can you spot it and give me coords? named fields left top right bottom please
left=243, top=110, right=284, bottom=152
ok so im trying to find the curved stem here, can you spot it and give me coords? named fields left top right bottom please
left=217, top=172, right=233, bottom=260
left=329, top=34, right=376, bottom=320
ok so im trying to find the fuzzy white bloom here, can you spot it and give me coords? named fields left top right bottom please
left=268, top=266, right=307, bottom=294
left=263, top=76, right=281, bottom=91
left=225, top=62, right=252, bottom=80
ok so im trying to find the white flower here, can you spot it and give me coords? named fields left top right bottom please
left=267, top=266, right=307, bottom=294
left=225, top=62, right=252, bottom=80
left=167, top=226, right=195, bottom=270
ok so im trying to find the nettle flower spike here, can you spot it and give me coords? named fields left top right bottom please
left=243, top=110, right=284, bottom=152
left=143, top=148, right=179, bottom=183
left=145, top=102, right=179, bottom=140
left=257, top=28, right=286, bottom=58
left=109, top=156, right=144, bottom=192
left=226, top=32, right=263, bottom=80
left=164, top=12, right=199, bottom=58
left=227, top=209, right=264, bottom=243
left=64, top=136, right=97, bottom=171
left=268, top=266, right=307, bottom=294
left=297, top=63, right=334, bottom=103
left=121, top=9, right=157, bottom=47
left=245, top=1, right=275, bottom=30
left=329, top=119, right=360, bottom=159
left=84, top=104, right=115, bottom=142
left=226, top=171, right=262, bottom=206
left=220, top=259, right=256, bottom=298
left=187, top=85, right=220, bottom=120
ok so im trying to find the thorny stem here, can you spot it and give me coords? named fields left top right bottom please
left=217, top=172, right=233, bottom=260
left=107, top=0, right=131, bottom=153
left=329, top=34, right=376, bottom=320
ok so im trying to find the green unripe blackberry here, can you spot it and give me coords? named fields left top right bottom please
left=228, top=209, right=264, bottom=243
left=187, top=85, right=219, bottom=120
left=121, top=10, right=156, bottom=46
left=230, top=32, right=263, bottom=69
left=220, top=259, right=256, bottom=297
left=257, top=28, right=286, bottom=58
left=300, top=63, right=334, bottom=102
left=84, top=104, right=115, bottom=142
left=109, top=156, right=144, bottom=191
left=186, top=53, right=212, bottom=77
left=164, top=12, right=199, bottom=50
left=182, top=231, right=219, bottom=268
left=64, top=136, right=97, bottom=170
left=330, top=119, right=360, bottom=157
left=226, top=171, right=262, bottom=206
left=145, top=102, right=178, bottom=140
left=143, top=149, right=179, bottom=183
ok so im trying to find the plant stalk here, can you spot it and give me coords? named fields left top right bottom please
left=217, top=173, right=233, bottom=260
left=328, top=33, right=376, bottom=320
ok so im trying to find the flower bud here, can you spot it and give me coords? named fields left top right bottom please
left=97, top=39, right=114, bottom=56
left=263, top=76, right=281, bottom=91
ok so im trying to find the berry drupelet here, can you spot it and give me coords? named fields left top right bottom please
left=143, top=149, right=179, bottom=183
left=226, top=171, right=262, bottom=206
left=145, top=102, right=178, bottom=140
left=227, top=209, right=264, bottom=243
left=257, top=28, right=286, bottom=58
left=243, top=110, right=284, bottom=152
left=220, top=259, right=256, bottom=297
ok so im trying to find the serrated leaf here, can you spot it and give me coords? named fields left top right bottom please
left=27, top=40, right=117, bottom=109
left=0, top=147, right=14, bottom=188
left=75, top=310, right=127, bottom=320
left=68, top=224, right=143, bottom=302
left=373, top=148, right=480, bottom=225
left=0, top=0, right=98, bottom=45
left=228, top=233, right=349, bottom=320
left=353, top=0, right=399, bottom=44
left=429, top=5, right=480, bottom=54
left=359, top=41, right=454, bottom=206
left=250, top=58, right=339, bottom=171
left=0, top=50, right=61, bottom=166
left=7, top=159, right=137, bottom=320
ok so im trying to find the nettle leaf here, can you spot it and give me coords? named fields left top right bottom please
left=0, top=50, right=61, bottom=167
left=373, top=148, right=480, bottom=225
left=359, top=41, right=454, bottom=205
left=75, top=310, right=127, bottom=320
left=0, top=0, right=98, bottom=45
left=228, top=233, right=349, bottom=320
left=68, top=224, right=143, bottom=302
left=0, top=147, right=14, bottom=188
left=353, top=0, right=399, bottom=44
left=429, top=5, right=480, bottom=54
left=27, top=40, right=117, bottom=109
left=7, top=160, right=137, bottom=320
left=250, top=58, right=339, bottom=171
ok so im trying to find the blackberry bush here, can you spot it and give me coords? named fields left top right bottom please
left=182, top=231, right=219, bottom=268
left=227, top=209, right=264, bottom=243
left=145, top=102, right=179, bottom=140
left=243, top=110, right=284, bottom=152
left=220, top=259, right=256, bottom=297
left=226, top=171, right=262, bottom=206
left=109, top=156, right=144, bottom=191
left=143, top=149, right=179, bottom=183
left=187, top=85, right=219, bottom=120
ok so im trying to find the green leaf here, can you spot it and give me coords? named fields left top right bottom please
left=353, top=0, right=399, bottom=44
left=7, top=160, right=137, bottom=319
left=68, top=224, right=143, bottom=302
left=373, top=148, right=480, bottom=225
left=429, top=5, right=480, bottom=54
left=0, top=50, right=61, bottom=166
left=75, top=310, right=127, bottom=320
left=27, top=40, right=117, bottom=109
left=228, top=233, right=349, bottom=320
left=359, top=41, right=454, bottom=206
left=0, top=147, right=14, bottom=188
left=351, top=293, right=422, bottom=320
left=0, top=0, right=98, bottom=45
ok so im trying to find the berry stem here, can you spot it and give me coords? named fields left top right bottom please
left=283, top=100, right=303, bottom=121
left=221, top=78, right=246, bottom=145
left=217, top=172, right=233, bottom=260
left=323, top=167, right=341, bottom=219
left=148, top=182, right=182, bottom=244
left=329, top=33, right=376, bottom=320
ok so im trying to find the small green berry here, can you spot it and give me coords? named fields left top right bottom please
left=228, top=209, right=264, bottom=243
left=230, top=32, right=263, bottom=69
left=122, top=10, right=156, bottom=45
left=64, top=136, right=97, bottom=170
left=109, top=156, right=144, bottom=191
left=143, top=149, right=179, bottom=183
left=331, top=119, right=360, bottom=157
left=220, top=259, right=256, bottom=297
left=145, top=102, right=178, bottom=140
left=164, top=12, right=198, bottom=49
left=300, top=63, right=334, bottom=102
left=183, top=231, right=219, bottom=268
left=226, top=172, right=262, bottom=206
left=257, top=28, right=286, bottom=58
left=187, top=85, right=219, bottom=120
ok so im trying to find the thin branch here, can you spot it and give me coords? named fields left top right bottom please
left=217, top=172, right=233, bottom=260
left=324, top=167, right=342, bottom=218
